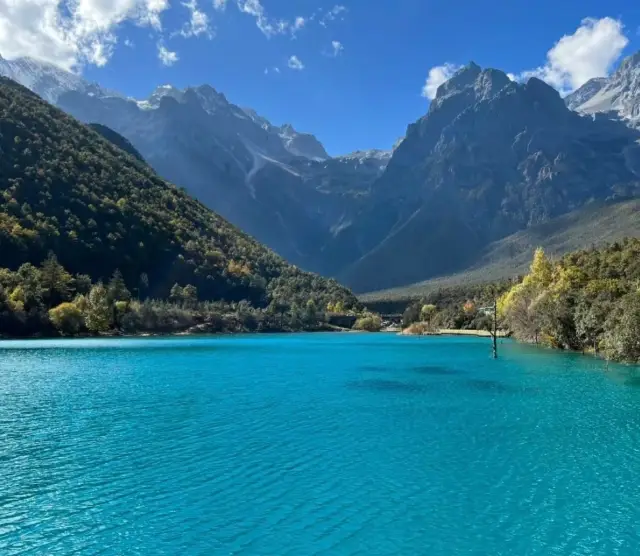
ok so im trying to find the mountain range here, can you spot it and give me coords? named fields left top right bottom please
left=2, top=52, right=640, bottom=293
left=0, top=76, right=357, bottom=312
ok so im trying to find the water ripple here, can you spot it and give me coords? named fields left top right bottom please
left=1, top=335, right=639, bottom=555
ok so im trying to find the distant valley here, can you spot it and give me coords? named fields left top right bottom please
left=3, top=52, right=640, bottom=294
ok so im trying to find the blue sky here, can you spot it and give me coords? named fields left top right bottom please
left=2, top=0, right=639, bottom=155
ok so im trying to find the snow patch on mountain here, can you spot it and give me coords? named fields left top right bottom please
left=242, top=108, right=329, bottom=161
left=277, top=124, right=328, bottom=161
left=335, top=149, right=393, bottom=171
left=565, top=78, right=607, bottom=111
left=567, top=51, right=640, bottom=126
left=0, top=55, right=115, bottom=103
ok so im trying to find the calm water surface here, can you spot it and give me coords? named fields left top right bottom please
left=1, top=334, right=640, bottom=555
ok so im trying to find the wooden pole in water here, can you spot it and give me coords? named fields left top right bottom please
left=479, top=299, right=499, bottom=359
left=491, top=300, right=498, bottom=359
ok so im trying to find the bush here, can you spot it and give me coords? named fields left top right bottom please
left=403, top=322, right=430, bottom=335
left=354, top=314, right=382, bottom=332
left=48, top=302, right=84, bottom=335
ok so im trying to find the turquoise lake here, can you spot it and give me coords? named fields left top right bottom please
left=1, top=334, right=640, bottom=555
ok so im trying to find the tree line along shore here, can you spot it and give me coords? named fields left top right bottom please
left=389, top=240, right=640, bottom=364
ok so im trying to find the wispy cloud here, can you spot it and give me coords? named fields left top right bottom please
left=178, top=0, right=213, bottom=38
left=331, top=40, right=344, bottom=57
left=236, top=0, right=290, bottom=37
left=320, top=5, right=347, bottom=27
left=519, top=17, right=628, bottom=93
left=288, top=55, right=304, bottom=70
left=233, top=1, right=344, bottom=38
left=213, top=0, right=227, bottom=10
left=158, top=42, right=179, bottom=66
left=291, top=16, right=305, bottom=37
left=234, top=1, right=311, bottom=38
left=421, top=63, right=461, bottom=99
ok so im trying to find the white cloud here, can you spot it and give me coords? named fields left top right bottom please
left=86, top=37, right=115, bottom=66
left=290, top=15, right=305, bottom=37
left=234, top=1, right=309, bottom=38
left=139, top=0, right=169, bottom=30
left=331, top=40, right=343, bottom=57
left=520, top=17, right=628, bottom=93
left=0, top=0, right=170, bottom=70
left=507, top=72, right=516, bottom=81
left=234, top=2, right=338, bottom=38
left=124, top=38, right=135, bottom=48
left=179, top=0, right=213, bottom=38
left=320, top=4, right=346, bottom=27
left=421, top=63, right=461, bottom=99
left=158, top=42, right=179, bottom=65
left=288, top=55, right=304, bottom=70
left=213, top=0, right=227, bottom=10
left=236, top=0, right=278, bottom=36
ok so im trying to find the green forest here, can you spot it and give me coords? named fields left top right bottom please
left=0, top=253, right=360, bottom=336
left=0, top=77, right=360, bottom=337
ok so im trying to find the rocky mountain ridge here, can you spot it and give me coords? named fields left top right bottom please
left=566, top=52, right=640, bottom=126
left=3, top=53, right=640, bottom=294
left=338, top=62, right=640, bottom=291
left=0, top=76, right=358, bottom=311
left=0, top=56, right=390, bottom=274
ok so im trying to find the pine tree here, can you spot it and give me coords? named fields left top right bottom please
left=182, top=284, right=198, bottom=308
left=108, top=269, right=131, bottom=303
left=40, top=252, right=72, bottom=308
left=169, top=283, right=183, bottom=304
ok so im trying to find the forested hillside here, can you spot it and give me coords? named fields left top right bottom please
left=87, top=123, right=145, bottom=163
left=0, top=77, right=359, bottom=336
left=499, top=241, right=640, bottom=362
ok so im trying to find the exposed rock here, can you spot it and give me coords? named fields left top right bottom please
left=339, top=66, right=640, bottom=292
left=567, top=51, right=640, bottom=126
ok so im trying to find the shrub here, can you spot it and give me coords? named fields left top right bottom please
left=354, top=314, right=382, bottom=332
left=404, top=322, right=430, bottom=335
left=48, top=302, right=84, bottom=335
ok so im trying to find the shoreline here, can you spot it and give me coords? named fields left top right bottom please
left=399, top=327, right=510, bottom=338
left=0, top=326, right=360, bottom=341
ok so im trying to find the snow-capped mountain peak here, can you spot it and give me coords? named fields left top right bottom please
left=565, top=77, right=608, bottom=111
left=136, top=84, right=185, bottom=110
left=277, top=123, right=328, bottom=161
left=566, top=50, right=640, bottom=125
left=335, top=149, right=392, bottom=171
left=0, top=54, right=114, bottom=103
left=241, top=109, right=329, bottom=161
left=337, top=149, right=392, bottom=163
